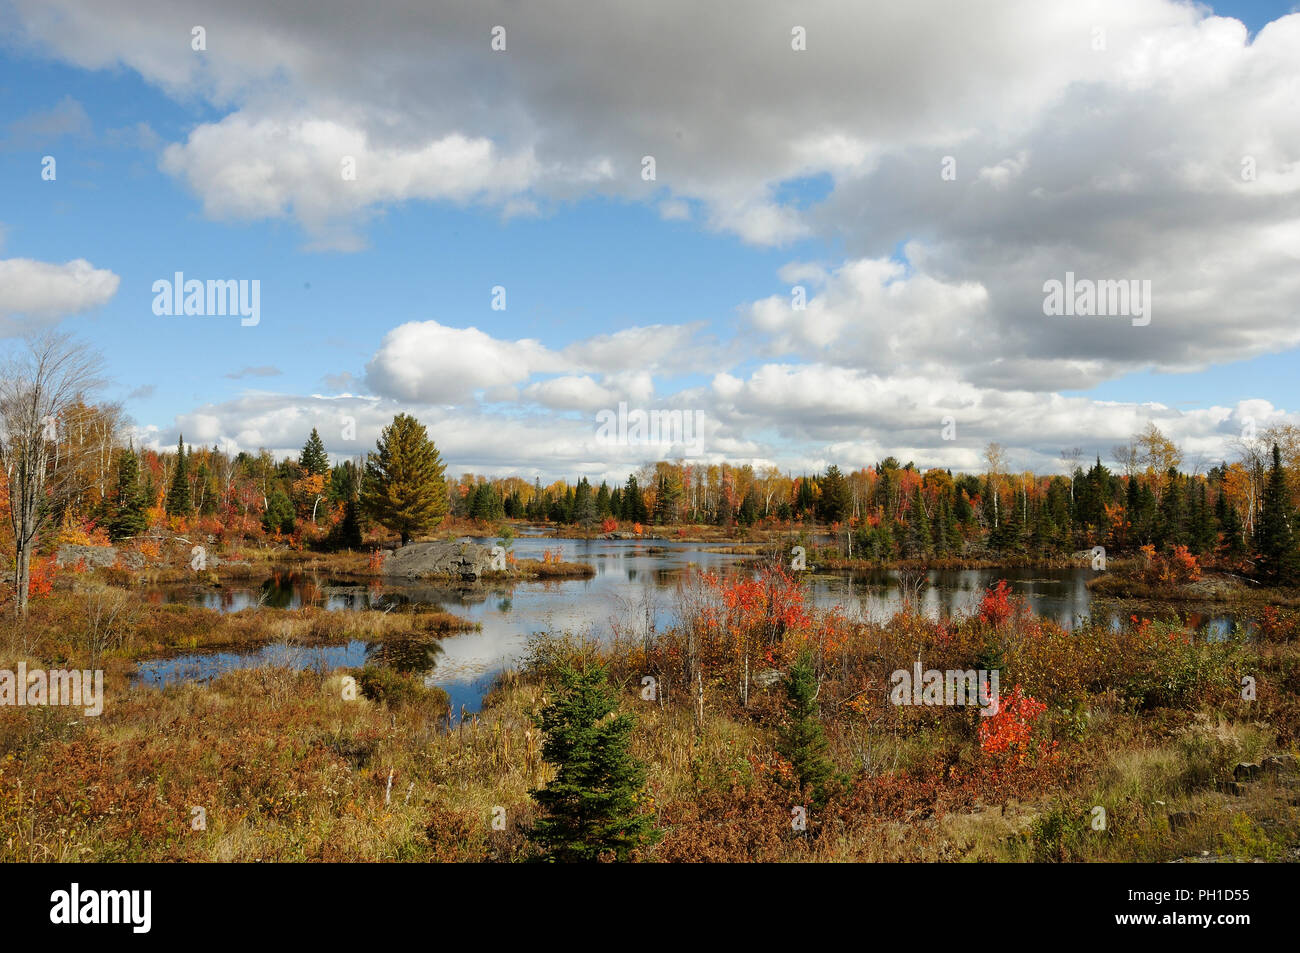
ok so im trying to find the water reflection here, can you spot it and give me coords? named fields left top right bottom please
left=135, top=537, right=1252, bottom=713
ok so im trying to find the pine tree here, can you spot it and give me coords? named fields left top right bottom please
left=573, top=477, right=597, bottom=529
left=335, top=497, right=363, bottom=549
left=108, top=445, right=148, bottom=541
left=1219, top=496, right=1247, bottom=564
left=1253, top=444, right=1297, bottom=585
left=653, top=471, right=682, bottom=525
left=262, top=488, right=295, bottom=535
left=1156, top=468, right=1187, bottom=549
left=795, top=476, right=816, bottom=520
left=777, top=649, right=836, bottom=807
left=360, top=414, right=449, bottom=546
left=621, top=475, right=647, bottom=523
left=736, top=488, right=759, bottom=526
left=165, top=435, right=191, bottom=516
left=299, top=427, right=330, bottom=476
left=906, top=486, right=931, bottom=557
left=818, top=465, right=851, bottom=523
left=528, top=663, right=659, bottom=862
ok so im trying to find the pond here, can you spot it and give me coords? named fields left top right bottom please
left=132, top=536, right=1250, bottom=714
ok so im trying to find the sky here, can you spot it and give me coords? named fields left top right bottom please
left=1, top=0, right=1298, bottom=483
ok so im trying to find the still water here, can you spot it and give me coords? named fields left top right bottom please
left=133, top=537, right=1247, bottom=714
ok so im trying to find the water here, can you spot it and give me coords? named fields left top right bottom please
left=132, top=536, right=1248, bottom=713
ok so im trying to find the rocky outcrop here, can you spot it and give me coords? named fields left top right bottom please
left=381, top=540, right=494, bottom=581
left=56, top=544, right=119, bottom=569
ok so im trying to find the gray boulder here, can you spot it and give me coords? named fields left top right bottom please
left=382, top=540, right=493, bottom=581
left=56, top=544, right=118, bottom=569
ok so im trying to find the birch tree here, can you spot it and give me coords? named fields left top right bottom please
left=0, top=334, right=103, bottom=617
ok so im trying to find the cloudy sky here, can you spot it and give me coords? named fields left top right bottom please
left=1, top=0, right=1298, bottom=482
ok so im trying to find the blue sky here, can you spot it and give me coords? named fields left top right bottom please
left=2, top=0, right=1299, bottom=478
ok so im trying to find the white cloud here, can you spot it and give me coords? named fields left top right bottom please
left=364, top=321, right=563, bottom=404
left=11, top=0, right=1300, bottom=467
left=0, top=258, right=120, bottom=334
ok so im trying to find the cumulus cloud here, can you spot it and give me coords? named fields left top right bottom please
left=364, top=321, right=564, bottom=403
left=10, top=0, right=1300, bottom=471
left=160, top=117, right=542, bottom=250
left=0, top=258, right=120, bottom=334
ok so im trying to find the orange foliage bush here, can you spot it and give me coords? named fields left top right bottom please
left=1138, top=543, right=1201, bottom=585
left=27, top=556, right=57, bottom=599
left=978, top=685, right=1055, bottom=765
left=978, top=579, right=1014, bottom=627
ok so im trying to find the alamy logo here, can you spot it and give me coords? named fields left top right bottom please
left=890, top=661, right=1000, bottom=715
left=50, top=883, right=151, bottom=933
left=152, top=272, right=260, bottom=326
left=0, top=663, right=103, bottom=716
left=1042, top=271, right=1151, bottom=326
left=595, top=401, right=706, bottom=457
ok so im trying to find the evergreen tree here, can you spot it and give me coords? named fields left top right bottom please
left=334, top=496, right=363, bottom=549
left=108, top=445, right=148, bottom=541
left=528, top=663, right=659, bottom=862
left=621, top=475, right=647, bottom=523
left=299, top=427, right=330, bottom=477
left=573, top=478, right=597, bottom=529
left=359, top=413, right=449, bottom=546
left=528, top=477, right=545, bottom=521
left=653, top=471, right=682, bottom=525
left=262, top=488, right=295, bottom=535
left=777, top=650, right=836, bottom=807
left=906, top=487, right=931, bottom=557
left=1156, top=469, right=1187, bottom=549
left=736, top=488, right=759, bottom=526
left=467, top=483, right=487, bottom=521
left=1219, top=496, right=1248, bottom=564
left=795, top=476, right=817, bottom=520
left=954, top=485, right=975, bottom=528
left=165, top=435, right=191, bottom=516
left=1190, top=482, right=1216, bottom=554
left=1253, top=444, right=1298, bottom=585
left=818, top=465, right=852, bottom=523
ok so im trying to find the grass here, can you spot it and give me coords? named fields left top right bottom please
left=2, top=556, right=1298, bottom=862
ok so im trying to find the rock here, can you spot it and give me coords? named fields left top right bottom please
left=381, top=540, right=493, bottom=581
left=753, top=668, right=784, bottom=689
left=1233, top=762, right=1263, bottom=782
left=55, top=544, right=118, bottom=569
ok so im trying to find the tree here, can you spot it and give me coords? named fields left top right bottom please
left=906, top=486, right=931, bottom=557
left=165, top=435, right=191, bottom=516
left=1137, top=422, right=1182, bottom=490
left=653, top=471, right=682, bottom=525
left=299, top=427, right=330, bottom=477
left=1253, top=444, right=1297, bottom=585
left=528, top=663, right=659, bottom=862
left=818, top=465, right=851, bottom=523
left=984, top=442, right=1007, bottom=528
left=777, top=649, right=835, bottom=807
left=327, top=459, right=364, bottom=549
left=0, top=333, right=104, bottom=617
left=573, top=477, right=597, bottom=530
left=108, top=445, right=148, bottom=541
left=262, top=488, right=295, bottom=535
left=360, top=413, right=448, bottom=546
left=621, top=474, right=647, bottom=523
